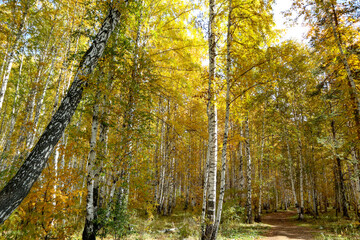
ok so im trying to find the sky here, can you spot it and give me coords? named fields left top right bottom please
left=273, top=0, right=309, bottom=42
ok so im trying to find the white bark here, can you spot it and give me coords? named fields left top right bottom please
left=83, top=90, right=100, bottom=240
left=201, top=142, right=210, bottom=235
left=238, top=124, right=244, bottom=202
left=286, top=137, right=297, bottom=207
left=212, top=0, right=232, bottom=236
left=330, top=119, right=349, bottom=218
left=0, top=4, right=28, bottom=112
left=257, top=108, right=265, bottom=221
left=245, top=116, right=252, bottom=224
left=115, top=9, right=143, bottom=213
left=25, top=29, right=57, bottom=149
left=30, top=48, right=58, bottom=148
left=1, top=54, right=23, bottom=156
left=202, top=0, right=217, bottom=237
left=298, top=136, right=304, bottom=220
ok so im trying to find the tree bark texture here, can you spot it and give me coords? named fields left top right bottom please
left=286, top=136, right=297, bottom=208
left=298, top=136, right=304, bottom=220
left=256, top=108, right=265, bottom=222
left=238, top=124, right=244, bottom=204
left=212, top=0, right=232, bottom=236
left=82, top=90, right=100, bottom=240
left=203, top=0, right=217, bottom=237
left=245, top=116, right=253, bottom=224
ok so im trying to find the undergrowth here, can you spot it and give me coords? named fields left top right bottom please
left=293, top=209, right=360, bottom=240
left=119, top=202, right=268, bottom=240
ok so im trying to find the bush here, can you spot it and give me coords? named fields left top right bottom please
left=98, top=198, right=131, bottom=240
left=221, top=205, right=245, bottom=223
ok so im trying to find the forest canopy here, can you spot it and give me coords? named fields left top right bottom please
left=0, top=0, right=359, bottom=239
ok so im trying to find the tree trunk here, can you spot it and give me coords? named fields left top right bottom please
left=351, top=149, right=360, bottom=219
left=274, top=174, right=278, bottom=212
left=286, top=136, right=297, bottom=208
left=245, top=116, right=253, bottom=224
left=298, top=136, right=304, bottom=220
left=328, top=2, right=360, bottom=139
left=201, top=142, right=210, bottom=236
left=212, top=0, right=232, bottom=236
left=330, top=119, right=350, bottom=218
left=1, top=54, right=23, bottom=156
left=0, top=6, right=121, bottom=224
left=82, top=90, right=101, bottom=240
left=0, top=4, right=28, bottom=112
left=238, top=124, right=244, bottom=205
left=202, top=0, right=217, bottom=237
left=311, top=146, right=319, bottom=217
left=256, top=107, right=265, bottom=222
left=30, top=48, right=58, bottom=148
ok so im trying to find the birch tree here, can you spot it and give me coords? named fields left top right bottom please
left=212, top=0, right=232, bottom=237
left=83, top=88, right=101, bottom=240
left=245, top=115, right=253, bottom=224
left=0, top=1, right=29, bottom=113
left=0, top=4, right=122, bottom=224
left=202, top=0, right=218, bottom=237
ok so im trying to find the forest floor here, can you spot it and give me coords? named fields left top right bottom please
left=260, top=210, right=320, bottom=239
left=104, top=208, right=360, bottom=239
left=259, top=209, right=360, bottom=240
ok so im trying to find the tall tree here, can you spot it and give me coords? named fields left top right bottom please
left=212, top=0, right=232, bottom=237
left=0, top=4, right=121, bottom=224
left=202, top=0, right=218, bottom=238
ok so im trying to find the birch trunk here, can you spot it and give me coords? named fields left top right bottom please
left=351, top=150, right=360, bottom=218
left=256, top=107, right=265, bottom=222
left=97, top=95, right=109, bottom=214
left=154, top=98, right=161, bottom=204
left=0, top=4, right=28, bottom=112
left=212, top=0, right=232, bottom=236
left=1, top=54, right=23, bottom=155
left=328, top=3, right=360, bottom=139
left=201, top=142, right=210, bottom=235
left=0, top=6, right=121, bottom=224
left=0, top=47, right=8, bottom=81
left=286, top=137, right=297, bottom=208
left=274, top=175, right=278, bottom=212
left=245, top=116, right=253, bottom=224
left=311, top=146, right=319, bottom=217
left=82, top=90, right=100, bottom=240
left=30, top=48, right=59, bottom=148
left=323, top=170, right=328, bottom=212
left=15, top=33, right=54, bottom=159
left=116, top=8, right=142, bottom=212
left=25, top=29, right=57, bottom=150
left=238, top=124, right=244, bottom=204
left=331, top=120, right=350, bottom=218
left=202, top=0, right=218, bottom=237
left=298, top=136, right=304, bottom=220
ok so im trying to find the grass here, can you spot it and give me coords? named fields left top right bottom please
left=218, top=221, right=269, bottom=240
left=114, top=205, right=269, bottom=240
left=288, top=209, right=360, bottom=240
left=76, top=207, right=360, bottom=239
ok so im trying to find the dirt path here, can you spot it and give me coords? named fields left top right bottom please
left=260, top=211, right=319, bottom=240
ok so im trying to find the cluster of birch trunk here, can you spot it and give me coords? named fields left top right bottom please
left=0, top=0, right=360, bottom=239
